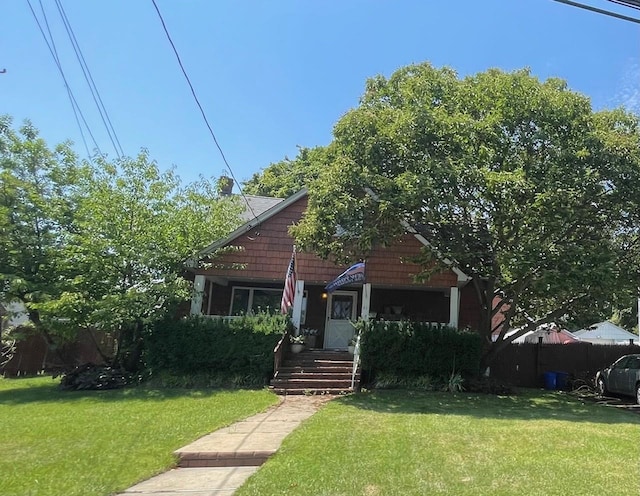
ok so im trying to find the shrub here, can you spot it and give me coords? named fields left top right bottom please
left=58, top=363, right=131, bottom=390
left=143, top=313, right=288, bottom=385
left=359, top=321, right=482, bottom=380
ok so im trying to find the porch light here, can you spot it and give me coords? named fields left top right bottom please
left=321, top=292, right=328, bottom=299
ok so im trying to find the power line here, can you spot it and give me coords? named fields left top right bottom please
left=54, top=0, right=124, bottom=158
left=27, top=0, right=101, bottom=158
left=150, top=0, right=259, bottom=220
left=552, top=0, right=640, bottom=23
left=607, top=0, right=640, bottom=10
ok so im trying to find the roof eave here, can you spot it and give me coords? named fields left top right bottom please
left=187, top=188, right=308, bottom=270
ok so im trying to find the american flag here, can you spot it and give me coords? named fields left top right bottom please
left=280, top=247, right=296, bottom=314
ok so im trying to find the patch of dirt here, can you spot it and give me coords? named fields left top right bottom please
left=570, top=387, right=640, bottom=415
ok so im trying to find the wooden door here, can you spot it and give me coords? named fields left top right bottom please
left=323, top=291, right=357, bottom=349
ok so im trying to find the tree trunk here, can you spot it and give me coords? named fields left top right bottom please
left=113, top=321, right=144, bottom=372
left=28, top=308, right=68, bottom=366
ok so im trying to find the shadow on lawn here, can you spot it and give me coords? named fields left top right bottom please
left=336, top=389, right=640, bottom=425
left=0, top=377, right=244, bottom=405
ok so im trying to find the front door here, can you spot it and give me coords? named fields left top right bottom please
left=324, top=291, right=357, bottom=349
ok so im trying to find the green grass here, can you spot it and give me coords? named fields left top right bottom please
left=0, top=376, right=278, bottom=496
left=237, top=390, right=640, bottom=496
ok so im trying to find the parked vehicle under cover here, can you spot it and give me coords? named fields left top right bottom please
left=595, top=354, right=640, bottom=405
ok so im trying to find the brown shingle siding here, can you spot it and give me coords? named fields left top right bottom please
left=198, top=195, right=459, bottom=288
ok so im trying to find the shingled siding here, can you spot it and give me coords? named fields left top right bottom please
left=200, top=196, right=458, bottom=288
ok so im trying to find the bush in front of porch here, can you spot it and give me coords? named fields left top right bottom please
left=359, top=321, right=482, bottom=389
left=143, top=313, right=288, bottom=387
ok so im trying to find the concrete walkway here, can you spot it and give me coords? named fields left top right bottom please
left=117, top=395, right=331, bottom=496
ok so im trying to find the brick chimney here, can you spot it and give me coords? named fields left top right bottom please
left=219, top=176, right=234, bottom=195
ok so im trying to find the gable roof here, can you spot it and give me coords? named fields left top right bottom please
left=239, top=195, right=285, bottom=221
left=193, top=187, right=469, bottom=283
left=511, top=326, right=580, bottom=344
left=574, top=321, right=638, bottom=342
left=195, top=188, right=308, bottom=260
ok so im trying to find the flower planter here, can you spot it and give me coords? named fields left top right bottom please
left=291, top=343, right=305, bottom=354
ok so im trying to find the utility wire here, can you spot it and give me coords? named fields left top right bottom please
left=607, top=0, right=640, bottom=10
left=27, top=0, right=100, bottom=158
left=552, top=0, right=640, bottom=23
left=35, top=0, right=99, bottom=157
left=150, top=0, right=259, bottom=221
left=54, top=0, right=124, bottom=158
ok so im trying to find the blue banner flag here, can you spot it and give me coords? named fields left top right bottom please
left=325, top=262, right=365, bottom=293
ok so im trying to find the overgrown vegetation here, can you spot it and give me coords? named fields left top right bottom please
left=143, top=313, right=289, bottom=386
left=58, top=363, right=131, bottom=390
left=359, top=321, right=482, bottom=389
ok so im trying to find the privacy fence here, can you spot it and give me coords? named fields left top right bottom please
left=2, top=328, right=112, bottom=377
left=490, top=342, right=640, bottom=388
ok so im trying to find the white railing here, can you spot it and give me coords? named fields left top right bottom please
left=202, top=315, right=241, bottom=322
left=351, top=332, right=362, bottom=391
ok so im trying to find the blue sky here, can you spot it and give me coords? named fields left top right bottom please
left=2, top=1, right=639, bottom=189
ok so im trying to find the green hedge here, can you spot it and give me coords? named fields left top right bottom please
left=360, top=321, right=482, bottom=378
left=143, top=313, right=289, bottom=383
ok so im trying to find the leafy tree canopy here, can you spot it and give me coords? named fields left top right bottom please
left=243, top=145, right=331, bottom=198
left=0, top=116, right=242, bottom=369
left=0, top=116, right=86, bottom=332
left=287, top=64, right=640, bottom=365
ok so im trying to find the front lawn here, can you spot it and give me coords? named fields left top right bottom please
left=0, top=376, right=278, bottom=496
left=237, top=389, right=640, bottom=496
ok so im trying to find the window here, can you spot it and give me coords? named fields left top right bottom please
left=331, top=294, right=354, bottom=319
left=627, top=356, right=640, bottom=370
left=230, top=287, right=282, bottom=315
left=229, top=286, right=307, bottom=323
left=613, top=356, right=631, bottom=369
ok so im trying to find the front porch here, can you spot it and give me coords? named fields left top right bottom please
left=189, top=276, right=464, bottom=350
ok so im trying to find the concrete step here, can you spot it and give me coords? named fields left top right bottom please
left=279, top=367, right=353, bottom=375
left=280, top=356, right=353, bottom=363
left=271, top=378, right=355, bottom=388
left=271, top=387, right=354, bottom=395
left=274, top=350, right=360, bottom=395
left=275, top=371, right=358, bottom=379
left=177, top=450, right=273, bottom=468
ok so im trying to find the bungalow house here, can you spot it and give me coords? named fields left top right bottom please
left=187, top=188, right=482, bottom=350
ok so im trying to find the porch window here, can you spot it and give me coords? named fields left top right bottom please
left=229, top=286, right=307, bottom=322
left=230, top=287, right=282, bottom=315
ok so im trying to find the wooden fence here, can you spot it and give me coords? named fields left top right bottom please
left=490, top=342, right=640, bottom=388
left=2, top=328, right=113, bottom=377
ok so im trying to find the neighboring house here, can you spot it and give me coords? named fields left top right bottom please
left=0, top=300, right=29, bottom=332
left=508, top=323, right=580, bottom=344
left=574, top=321, right=638, bottom=345
left=187, top=188, right=482, bottom=350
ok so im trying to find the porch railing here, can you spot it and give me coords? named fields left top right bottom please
left=273, top=326, right=292, bottom=378
left=351, top=331, right=362, bottom=391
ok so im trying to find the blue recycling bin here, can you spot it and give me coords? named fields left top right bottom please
left=555, top=371, right=569, bottom=390
left=543, top=371, right=557, bottom=390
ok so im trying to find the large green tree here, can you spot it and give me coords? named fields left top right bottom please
left=1, top=116, right=242, bottom=370
left=42, top=152, right=242, bottom=369
left=0, top=115, right=86, bottom=347
left=289, top=64, right=640, bottom=367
